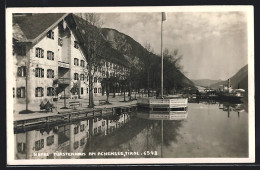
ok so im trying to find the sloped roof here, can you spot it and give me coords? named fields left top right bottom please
left=69, top=14, right=129, bottom=67
left=13, top=13, right=68, bottom=43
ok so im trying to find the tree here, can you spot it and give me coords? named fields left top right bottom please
left=143, top=42, right=154, bottom=97
left=79, top=13, right=105, bottom=108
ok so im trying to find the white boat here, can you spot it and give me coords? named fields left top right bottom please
left=137, top=98, right=188, bottom=112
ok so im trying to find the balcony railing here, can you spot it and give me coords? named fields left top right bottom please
left=58, top=61, right=70, bottom=69
left=58, top=78, right=70, bottom=85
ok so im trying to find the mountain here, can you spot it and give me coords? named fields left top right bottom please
left=101, top=28, right=195, bottom=88
left=210, top=64, right=248, bottom=91
left=191, top=79, right=223, bottom=87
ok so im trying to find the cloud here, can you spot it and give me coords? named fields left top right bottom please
left=99, top=12, right=248, bottom=80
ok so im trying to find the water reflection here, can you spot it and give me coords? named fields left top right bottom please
left=14, top=100, right=248, bottom=159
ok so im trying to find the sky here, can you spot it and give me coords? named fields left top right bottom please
left=99, top=12, right=248, bottom=80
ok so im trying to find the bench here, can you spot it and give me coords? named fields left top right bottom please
left=99, top=100, right=106, bottom=105
left=40, top=101, right=56, bottom=113
left=69, top=101, right=82, bottom=109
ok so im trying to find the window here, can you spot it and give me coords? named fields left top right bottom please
left=94, top=88, right=97, bottom=93
left=47, top=30, right=54, bottom=39
left=17, top=45, right=26, bottom=56
left=80, top=74, right=84, bottom=81
left=74, top=58, right=79, bottom=66
left=17, top=143, right=26, bottom=153
left=86, top=88, right=88, bottom=93
left=80, top=124, right=85, bottom=132
left=58, top=37, right=63, bottom=46
left=74, top=41, right=79, bottom=49
left=17, top=66, right=26, bottom=77
left=47, top=51, right=54, bottom=60
left=74, top=141, right=79, bottom=149
left=17, top=87, right=25, bottom=98
left=106, top=62, right=109, bottom=68
left=98, top=88, right=101, bottom=93
left=74, top=73, right=79, bottom=80
left=86, top=76, right=89, bottom=81
left=35, top=68, right=44, bottom=78
left=74, top=126, right=79, bottom=134
left=81, top=87, right=84, bottom=95
left=94, top=66, right=97, bottom=72
left=98, top=126, right=101, bottom=132
left=102, top=121, right=105, bottom=126
left=80, top=60, right=85, bottom=67
left=47, top=69, right=54, bottom=78
left=110, top=73, right=113, bottom=77
left=80, top=138, right=85, bottom=146
left=86, top=64, right=89, bottom=69
left=102, top=71, right=105, bottom=77
left=35, top=139, right=44, bottom=151
left=98, top=67, right=101, bottom=72
left=35, top=48, right=44, bottom=58
left=94, top=77, right=97, bottom=83
left=94, top=128, right=97, bottom=134
left=47, top=87, right=55, bottom=96
left=47, top=135, right=54, bottom=146
left=35, top=87, right=44, bottom=97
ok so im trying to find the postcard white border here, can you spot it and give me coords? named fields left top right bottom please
left=6, top=6, right=255, bottom=165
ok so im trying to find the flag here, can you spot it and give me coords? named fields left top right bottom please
left=162, top=12, right=167, bottom=21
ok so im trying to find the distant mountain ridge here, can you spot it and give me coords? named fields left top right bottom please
left=191, top=79, right=223, bottom=87
left=101, top=28, right=195, bottom=88
left=210, top=64, right=248, bottom=91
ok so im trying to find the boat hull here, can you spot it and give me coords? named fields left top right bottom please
left=137, top=98, right=188, bottom=112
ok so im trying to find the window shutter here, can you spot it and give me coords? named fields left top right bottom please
left=35, top=88, right=38, bottom=97
left=52, top=52, right=54, bottom=60
left=41, top=49, right=44, bottom=58
left=41, top=88, right=44, bottom=97
left=17, top=67, right=21, bottom=76
left=41, top=139, right=44, bottom=148
left=52, top=70, right=54, bottom=78
left=41, top=69, right=44, bottom=77
left=35, top=69, right=38, bottom=77
left=23, top=67, right=26, bottom=76
left=35, top=48, right=38, bottom=57
left=17, top=88, right=21, bottom=98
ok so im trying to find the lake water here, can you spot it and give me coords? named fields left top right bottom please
left=14, top=100, right=248, bottom=159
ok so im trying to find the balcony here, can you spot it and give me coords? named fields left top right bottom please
left=57, top=78, right=70, bottom=85
left=58, top=61, right=70, bottom=69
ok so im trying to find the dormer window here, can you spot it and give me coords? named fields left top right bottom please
left=74, top=41, right=79, bottom=49
left=47, top=30, right=54, bottom=39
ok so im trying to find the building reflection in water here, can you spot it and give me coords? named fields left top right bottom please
left=14, top=113, right=131, bottom=160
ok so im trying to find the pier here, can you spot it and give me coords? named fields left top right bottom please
left=14, top=104, right=137, bottom=132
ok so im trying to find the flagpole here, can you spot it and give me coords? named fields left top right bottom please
left=161, top=12, right=164, bottom=99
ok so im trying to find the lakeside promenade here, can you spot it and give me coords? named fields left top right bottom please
left=13, top=95, right=140, bottom=121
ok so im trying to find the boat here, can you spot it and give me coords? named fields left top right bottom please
left=137, top=98, right=188, bottom=112
left=217, top=79, right=245, bottom=102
